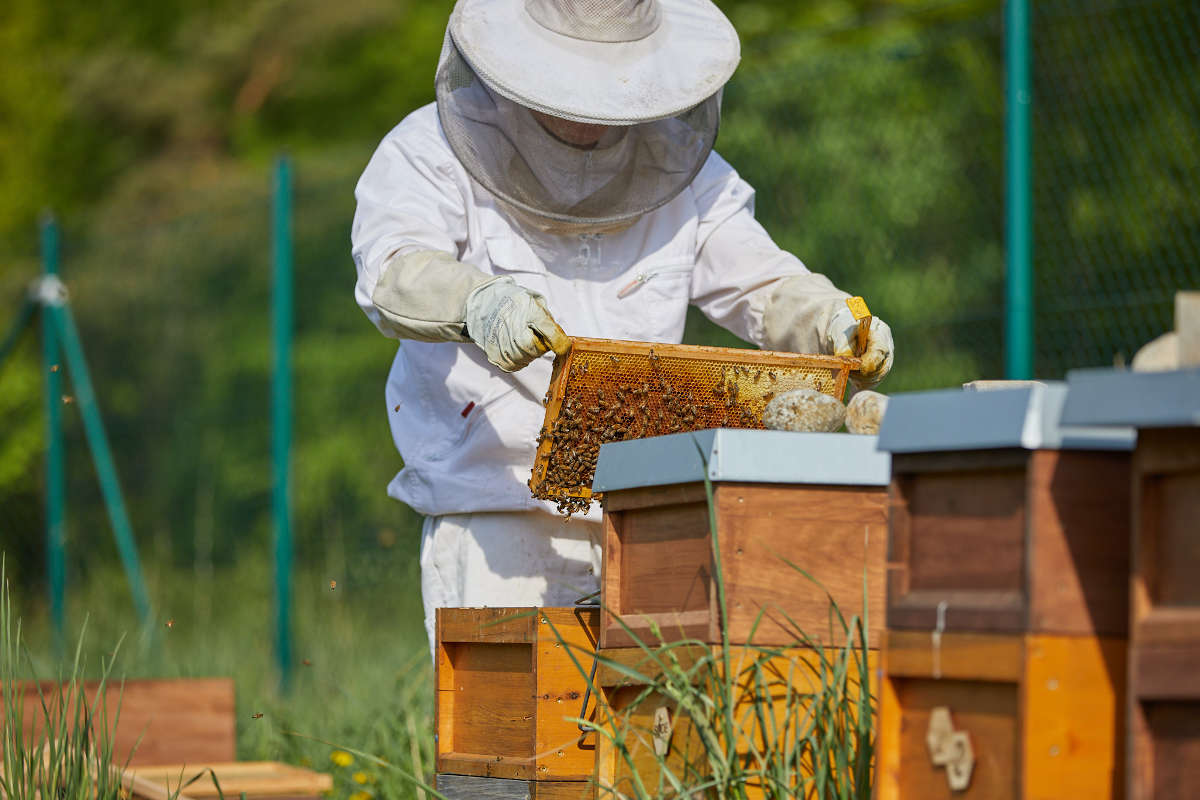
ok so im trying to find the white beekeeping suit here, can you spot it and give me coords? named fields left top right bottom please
left=352, top=0, right=895, bottom=652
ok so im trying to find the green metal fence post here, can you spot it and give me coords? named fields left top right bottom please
left=272, top=156, right=294, bottom=691
left=1005, top=0, right=1033, bottom=379
left=39, top=213, right=66, bottom=653
left=48, top=302, right=152, bottom=626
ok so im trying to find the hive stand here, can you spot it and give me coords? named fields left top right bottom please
left=592, top=429, right=891, bottom=650
left=436, top=607, right=599, bottom=797
left=876, top=383, right=1135, bottom=799
left=1063, top=367, right=1200, bottom=799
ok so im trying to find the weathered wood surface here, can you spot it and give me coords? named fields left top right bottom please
left=7, top=678, right=235, bottom=767
left=125, top=762, right=331, bottom=799
left=437, top=607, right=599, bottom=781
left=601, top=481, right=887, bottom=649
left=435, top=773, right=594, bottom=799
left=1129, top=427, right=1200, bottom=800
left=888, top=449, right=1131, bottom=636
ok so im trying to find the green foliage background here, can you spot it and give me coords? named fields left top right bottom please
left=0, top=0, right=1197, bottom=670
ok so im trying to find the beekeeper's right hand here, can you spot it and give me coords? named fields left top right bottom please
left=465, top=278, right=568, bottom=372
left=367, top=249, right=567, bottom=372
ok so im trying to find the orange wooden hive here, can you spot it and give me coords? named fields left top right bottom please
left=1063, top=368, right=1200, bottom=799
left=591, top=428, right=890, bottom=650
left=436, top=607, right=599, bottom=794
left=529, top=337, right=859, bottom=511
left=876, top=383, right=1134, bottom=799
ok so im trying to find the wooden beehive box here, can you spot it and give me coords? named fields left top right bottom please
left=878, top=383, right=1135, bottom=636
left=436, top=607, right=599, bottom=787
left=876, top=630, right=1126, bottom=799
left=874, top=382, right=1136, bottom=799
left=7, top=678, right=235, bottom=766
left=592, top=429, right=891, bottom=650
left=1064, top=367, right=1200, bottom=799
left=593, top=644, right=878, bottom=798
left=125, top=762, right=332, bottom=800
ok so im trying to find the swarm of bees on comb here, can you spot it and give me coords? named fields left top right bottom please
left=529, top=341, right=848, bottom=517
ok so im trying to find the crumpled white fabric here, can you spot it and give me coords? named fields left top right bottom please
left=420, top=510, right=602, bottom=654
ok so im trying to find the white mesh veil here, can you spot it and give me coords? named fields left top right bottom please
left=435, top=32, right=722, bottom=230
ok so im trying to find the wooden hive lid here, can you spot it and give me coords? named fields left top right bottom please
left=878, top=381, right=1134, bottom=455
left=591, top=428, right=891, bottom=493
left=1062, top=366, right=1200, bottom=429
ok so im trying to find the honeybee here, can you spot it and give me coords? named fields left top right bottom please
left=252, top=712, right=264, bottom=719
left=329, top=580, right=337, bottom=590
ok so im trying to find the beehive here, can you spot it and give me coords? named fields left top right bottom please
left=436, top=608, right=599, bottom=784
left=593, top=644, right=878, bottom=799
left=876, top=630, right=1126, bottom=799
left=529, top=338, right=859, bottom=513
left=875, top=382, right=1135, bottom=799
left=878, top=383, right=1134, bottom=636
left=1063, top=367, right=1200, bottom=799
left=592, top=428, right=890, bottom=649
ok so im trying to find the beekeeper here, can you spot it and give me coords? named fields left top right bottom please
left=352, top=0, right=894, bottom=651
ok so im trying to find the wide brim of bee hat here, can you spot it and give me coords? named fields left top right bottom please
left=447, top=0, right=741, bottom=126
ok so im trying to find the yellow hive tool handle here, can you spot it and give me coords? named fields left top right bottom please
left=846, top=296, right=873, bottom=358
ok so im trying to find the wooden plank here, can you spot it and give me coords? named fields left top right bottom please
left=602, top=483, right=707, bottom=513
left=10, top=678, right=235, bottom=767
left=436, top=774, right=531, bottom=799
left=434, top=775, right=594, bottom=800
left=438, top=642, right=536, bottom=778
left=562, top=337, right=859, bottom=369
left=438, top=753, right=536, bottom=782
left=1133, top=640, right=1200, bottom=700
left=717, top=483, right=887, bottom=648
left=1143, top=701, right=1200, bottom=800
left=1027, top=451, right=1131, bottom=637
left=1145, top=468, right=1200, bottom=608
left=601, top=496, right=715, bottom=649
left=884, top=630, right=1024, bottom=683
left=892, top=678, right=1019, bottom=799
left=902, top=468, right=1026, bottom=593
left=125, top=762, right=331, bottom=799
left=888, top=590, right=1026, bottom=634
left=535, top=609, right=600, bottom=779
left=876, top=658, right=904, bottom=800
left=439, top=608, right=538, bottom=644
left=892, top=449, right=1030, bottom=475
left=1022, top=635, right=1126, bottom=799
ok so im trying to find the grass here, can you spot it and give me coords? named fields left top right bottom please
left=9, top=543, right=434, bottom=800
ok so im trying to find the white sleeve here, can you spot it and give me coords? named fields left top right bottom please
left=691, top=151, right=849, bottom=353
left=351, top=112, right=471, bottom=338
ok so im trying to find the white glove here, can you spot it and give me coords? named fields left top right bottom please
left=827, top=305, right=894, bottom=389
left=465, top=277, right=570, bottom=372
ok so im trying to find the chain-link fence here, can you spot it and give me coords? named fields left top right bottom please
left=2, top=0, right=1198, bottom=570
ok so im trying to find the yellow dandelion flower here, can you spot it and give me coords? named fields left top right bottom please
left=330, top=750, right=354, bottom=767
left=353, top=771, right=370, bottom=784
left=349, top=792, right=372, bottom=800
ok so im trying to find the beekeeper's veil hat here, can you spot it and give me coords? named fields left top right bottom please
left=435, top=0, right=741, bottom=231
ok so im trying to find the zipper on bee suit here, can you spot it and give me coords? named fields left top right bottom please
left=617, top=265, right=693, bottom=299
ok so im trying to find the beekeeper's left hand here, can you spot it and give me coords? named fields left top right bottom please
left=826, top=305, right=893, bottom=389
